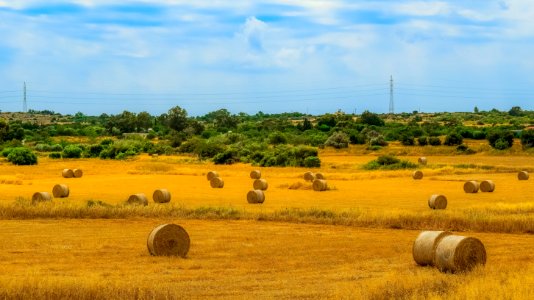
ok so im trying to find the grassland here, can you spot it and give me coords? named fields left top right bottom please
left=1, top=148, right=533, bottom=299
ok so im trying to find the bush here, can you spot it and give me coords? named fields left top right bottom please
left=303, top=156, right=321, bottom=168
left=6, top=147, right=38, bottom=165
left=520, top=129, right=534, bottom=149
left=49, top=152, right=62, bottom=159
left=400, top=135, right=415, bottom=146
left=1, top=147, right=13, bottom=157
left=487, top=129, right=514, bottom=149
left=268, top=132, right=288, bottom=145
left=87, top=144, right=104, bottom=158
left=428, top=136, right=442, bottom=146
left=456, top=144, right=476, bottom=154
left=325, top=132, right=350, bottom=149
left=363, top=154, right=416, bottom=170
left=62, top=145, right=83, bottom=158
left=444, top=132, right=463, bottom=146
left=417, top=136, right=428, bottom=146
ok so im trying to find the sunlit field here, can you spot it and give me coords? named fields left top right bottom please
left=1, top=148, right=533, bottom=298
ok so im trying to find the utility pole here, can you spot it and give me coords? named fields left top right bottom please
left=389, top=75, right=394, bottom=114
left=23, top=82, right=27, bottom=113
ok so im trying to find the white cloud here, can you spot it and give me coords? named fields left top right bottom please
left=394, top=1, right=451, bottom=16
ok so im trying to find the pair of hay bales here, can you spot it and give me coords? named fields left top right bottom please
left=127, top=189, right=171, bottom=206
left=304, top=171, right=324, bottom=182
left=304, top=171, right=327, bottom=192
left=464, top=180, right=495, bottom=193
left=32, top=183, right=71, bottom=204
left=413, top=231, right=486, bottom=273
left=518, top=171, right=529, bottom=180
left=147, top=224, right=190, bottom=257
left=207, top=171, right=224, bottom=188
left=62, top=169, right=83, bottom=178
left=250, top=170, right=268, bottom=191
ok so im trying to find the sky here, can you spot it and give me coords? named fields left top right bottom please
left=0, top=0, right=533, bottom=116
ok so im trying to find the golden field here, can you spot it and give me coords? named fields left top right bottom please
left=0, top=148, right=533, bottom=299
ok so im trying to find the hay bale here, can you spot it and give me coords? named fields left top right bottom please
left=250, top=170, right=261, bottom=179
left=247, top=190, right=265, bottom=204
left=73, top=169, right=83, bottom=178
left=463, top=181, right=479, bottom=193
left=428, top=194, right=447, bottom=210
left=434, top=235, right=487, bottom=273
left=412, top=170, right=424, bottom=180
left=207, top=171, right=219, bottom=181
left=32, top=192, right=52, bottom=204
left=412, top=231, right=452, bottom=266
left=52, top=184, right=70, bottom=198
left=147, top=224, right=190, bottom=257
left=518, top=171, right=529, bottom=180
left=62, top=169, right=74, bottom=178
left=418, top=157, right=427, bottom=165
left=127, top=193, right=148, bottom=206
left=253, top=179, right=268, bottom=191
left=153, top=189, right=171, bottom=203
left=303, top=171, right=315, bottom=182
left=312, top=179, right=328, bottom=191
left=210, top=177, right=224, bottom=188
left=315, top=173, right=325, bottom=180
left=480, top=180, right=495, bottom=192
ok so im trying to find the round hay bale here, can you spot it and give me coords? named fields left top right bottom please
left=210, top=177, right=224, bottom=188
left=434, top=235, right=486, bottom=273
left=247, top=190, right=265, bottom=204
left=73, top=169, right=83, bottom=178
left=62, top=169, right=74, bottom=178
left=127, top=193, right=148, bottom=206
left=418, top=157, right=428, bottom=165
left=315, top=173, right=325, bottom=180
left=250, top=170, right=261, bottom=179
left=52, top=184, right=70, bottom=198
left=32, top=192, right=52, bottom=205
left=412, top=230, right=452, bottom=266
left=253, top=179, right=268, bottom=191
left=152, top=189, right=171, bottom=203
left=147, top=224, right=190, bottom=257
left=518, top=171, right=529, bottom=180
left=312, top=179, right=328, bottom=192
left=428, top=194, right=447, bottom=210
left=207, top=171, right=219, bottom=181
left=412, top=170, right=424, bottom=180
left=480, top=180, right=495, bottom=192
left=303, top=171, right=315, bottom=182
left=463, top=181, right=479, bottom=193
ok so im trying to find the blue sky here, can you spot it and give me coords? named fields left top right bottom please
left=0, top=0, right=533, bottom=116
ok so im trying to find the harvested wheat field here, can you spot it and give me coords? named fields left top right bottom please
left=1, top=152, right=534, bottom=299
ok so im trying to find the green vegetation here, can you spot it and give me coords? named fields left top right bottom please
left=5, top=147, right=38, bottom=165
left=363, top=154, right=417, bottom=170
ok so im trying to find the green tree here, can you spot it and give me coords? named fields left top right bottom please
left=165, top=106, right=189, bottom=132
left=508, top=106, right=523, bottom=116
left=359, top=111, right=385, bottom=126
left=136, top=111, right=153, bottom=132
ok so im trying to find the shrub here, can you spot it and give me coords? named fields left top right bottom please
left=325, top=132, right=350, bottom=149
left=487, top=129, right=514, bottom=149
left=62, top=145, right=83, bottom=158
left=520, top=129, right=534, bottom=149
left=456, top=144, right=476, bottom=154
left=444, top=132, right=463, bottom=146
left=34, top=143, right=51, bottom=152
left=213, top=149, right=238, bottom=165
left=87, top=144, right=104, bottom=158
left=1, top=147, right=13, bottom=157
left=49, top=152, right=62, bottom=159
left=6, top=147, right=38, bottom=165
left=400, top=135, right=415, bottom=146
left=303, top=156, right=321, bottom=168
left=268, top=132, right=288, bottom=145
left=363, top=154, right=416, bottom=170
left=417, top=136, right=428, bottom=146
left=428, top=136, right=442, bottom=146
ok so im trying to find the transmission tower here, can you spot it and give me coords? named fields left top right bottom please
left=389, top=75, right=394, bottom=114
left=23, top=82, right=27, bottom=112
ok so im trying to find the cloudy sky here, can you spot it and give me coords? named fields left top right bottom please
left=0, top=0, right=533, bottom=116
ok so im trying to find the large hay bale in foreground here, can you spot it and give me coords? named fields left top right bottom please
left=52, top=184, right=70, bottom=198
left=210, top=177, right=224, bottom=188
left=428, top=194, right=447, bottom=210
left=412, top=170, right=423, bottom=180
left=315, top=173, right=325, bottom=180
left=412, top=231, right=452, bottom=266
left=73, top=169, right=83, bottom=178
left=434, top=235, right=486, bottom=273
left=32, top=192, right=52, bottom=205
left=480, top=180, right=495, bottom=192
left=247, top=190, right=265, bottom=204
left=250, top=170, right=261, bottom=179
left=253, top=179, right=268, bottom=191
left=62, top=169, right=74, bottom=178
left=147, top=224, right=190, bottom=257
left=312, top=179, right=328, bottom=191
left=206, top=171, right=219, bottom=181
left=127, top=193, right=148, bottom=206
left=518, top=171, right=529, bottom=180
left=418, top=157, right=427, bottom=165
left=463, top=181, right=479, bottom=193
left=303, top=172, right=315, bottom=182
left=153, top=189, right=171, bottom=203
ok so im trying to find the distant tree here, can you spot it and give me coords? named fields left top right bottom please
left=359, top=110, right=385, bottom=126
left=508, top=106, right=523, bottom=116
left=444, top=132, right=463, bottom=146
left=487, top=129, right=514, bottom=149
left=136, top=111, right=152, bottom=131
left=521, top=129, right=534, bottom=149
left=165, top=106, right=189, bottom=132
left=474, top=106, right=479, bottom=113
left=204, top=109, right=238, bottom=131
